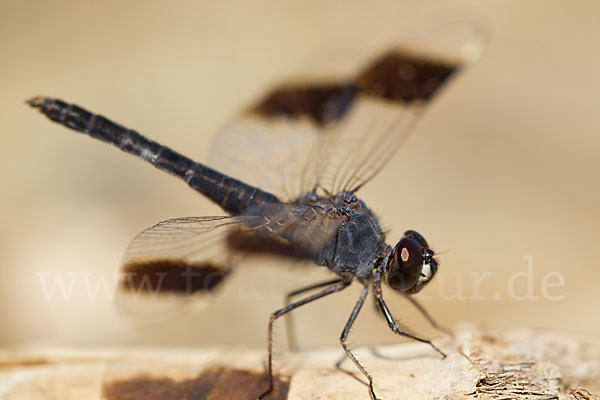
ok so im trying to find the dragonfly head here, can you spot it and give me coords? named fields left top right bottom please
left=385, top=230, right=438, bottom=294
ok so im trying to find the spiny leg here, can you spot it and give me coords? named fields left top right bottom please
left=284, top=278, right=343, bottom=350
left=402, top=294, right=453, bottom=336
left=373, top=279, right=446, bottom=358
left=370, top=291, right=415, bottom=335
left=258, top=279, right=350, bottom=399
left=339, top=285, right=380, bottom=400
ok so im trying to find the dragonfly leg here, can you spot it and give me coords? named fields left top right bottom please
left=284, top=278, right=343, bottom=350
left=402, top=294, right=453, bottom=336
left=339, top=285, right=380, bottom=399
left=373, top=278, right=446, bottom=358
left=258, top=279, right=351, bottom=399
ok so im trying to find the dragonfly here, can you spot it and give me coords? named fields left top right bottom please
left=28, top=25, right=482, bottom=400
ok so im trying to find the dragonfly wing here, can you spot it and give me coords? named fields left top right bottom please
left=121, top=217, right=240, bottom=295
left=115, top=216, right=246, bottom=319
left=115, top=203, right=341, bottom=319
left=311, top=23, right=486, bottom=194
left=207, top=106, right=323, bottom=201
left=208, top=22, right=485, bottom=199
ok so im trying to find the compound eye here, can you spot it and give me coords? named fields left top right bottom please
left=403, top=230, right=429, bottom=248
left=386, top=237, right=424, bottom=292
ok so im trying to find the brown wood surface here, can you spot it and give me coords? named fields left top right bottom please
left=0, top=326, right=598, bottom=400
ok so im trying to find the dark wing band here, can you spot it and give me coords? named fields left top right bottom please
left=208, top=22, right=484, bottom=198
left=115, top=202, right=341, bottom=318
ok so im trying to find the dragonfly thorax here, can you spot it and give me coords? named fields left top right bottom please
left=297, top=192, right=386, bottom=281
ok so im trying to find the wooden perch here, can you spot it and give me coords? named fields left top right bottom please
left=0, top=325, right=598, bottom=399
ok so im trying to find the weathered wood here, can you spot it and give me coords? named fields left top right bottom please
left=0, top=326, right=598, bottom=399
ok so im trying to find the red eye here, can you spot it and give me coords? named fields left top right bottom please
left=386, top=237, right=424, bottom=292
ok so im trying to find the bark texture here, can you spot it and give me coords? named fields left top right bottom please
left=0, top=326, right=598, bottom=399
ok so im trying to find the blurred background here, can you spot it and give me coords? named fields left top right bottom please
left=1, top=0, right=599, bottom=350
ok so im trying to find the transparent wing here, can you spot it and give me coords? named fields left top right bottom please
left=208, top=22, right=485, bottom=199
left=114, top=203, right=341, bottom=319
left=114, top=216, right=243, bottom=319
left=207, top=106, right=323, bottom=200
left=311, top=22, right=486, bottom=194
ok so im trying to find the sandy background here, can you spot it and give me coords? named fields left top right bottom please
left=1, top=1, right=599, bottom=350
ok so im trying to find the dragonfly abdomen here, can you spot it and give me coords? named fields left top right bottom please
left=28, top=96, right=279, bottom=215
